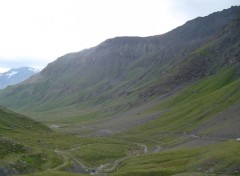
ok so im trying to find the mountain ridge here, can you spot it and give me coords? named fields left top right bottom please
left=0, top=6, right=239, bottom=120
left=0, top=6, right=240, bottom=176
left=0, top=67, right=39, bottom=89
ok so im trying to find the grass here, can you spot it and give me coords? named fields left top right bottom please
left=196, top=141, right=240, bottom=174
left=0, top=106, right=141, bottom=175
left=125, top=67, right=240, bottom=144
left=0, top=137, right=26, bottom=158
left=1, top=66, right=240, bottom=175
left=111, top=141, right=240, bottom=176
left=21, top=171, right=88, bottom=176
left=104, top=66, right=240, bottom=175
left=1, top=129, right=139, bottom=175
left=111, top=149, right=200, bottom=176
left=71, top=143, right=137, bottom=167
left=0, top=13, right=239, bottom=175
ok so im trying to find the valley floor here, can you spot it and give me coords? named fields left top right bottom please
left=1, top=68, right=240, bottom=176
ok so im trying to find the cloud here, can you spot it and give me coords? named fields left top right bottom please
left=0, top=57, right=49, bottom=70
left=169, top=0, right=240, bottom=19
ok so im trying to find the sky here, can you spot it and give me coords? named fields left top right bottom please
left=0, top=0, right=239, bottom=73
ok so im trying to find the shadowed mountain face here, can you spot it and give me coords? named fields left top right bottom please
left=0, top=6, right=239, bottom=116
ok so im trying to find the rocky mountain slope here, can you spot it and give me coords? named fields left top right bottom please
left=0, top=6, right=240, bottom=176
left=0, top=6, right=239, bottom=121
left=0, top=67, right=39, bottom=89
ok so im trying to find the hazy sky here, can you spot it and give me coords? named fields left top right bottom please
left=0, top=0, right=239, bottom=72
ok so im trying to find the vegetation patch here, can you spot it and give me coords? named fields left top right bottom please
left=0, top=137, right=26, bottom=158
left=71, top=143, right=137, bottom=167
left=112, top=141, right=240, bottom=176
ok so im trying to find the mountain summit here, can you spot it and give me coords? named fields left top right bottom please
left=0, top=67, right=39, bottom=89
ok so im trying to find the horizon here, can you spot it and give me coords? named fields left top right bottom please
left=0, top=0, right=239, bottom=73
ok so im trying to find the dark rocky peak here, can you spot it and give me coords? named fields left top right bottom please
left=158, top=6, right=240, bottom=46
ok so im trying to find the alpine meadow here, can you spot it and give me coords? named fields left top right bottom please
left=0, top=5, right=240, bottom=176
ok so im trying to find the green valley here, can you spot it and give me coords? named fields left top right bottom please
left=0, top=6, right=240, bottom=176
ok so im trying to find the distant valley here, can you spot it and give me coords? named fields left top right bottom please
left=0, top=6, right=240, bottom=176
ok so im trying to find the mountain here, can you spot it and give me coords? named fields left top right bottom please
left=0, top=6, right=240, bottom=176
left=0, top=67, right=39, bottom=89
left=0, top=6, right=239, bottom=122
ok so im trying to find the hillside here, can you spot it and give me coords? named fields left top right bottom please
left=0, top=106, right=49, bottom=175
left=0, top=6, right=239, bottom=122
left=0, top=6, right=240, bottom=176
left=0, top=107, right=139, bottom=176
left=0, top=67, right=39, bottom=89
left=0, top=106, right=47, bottom=131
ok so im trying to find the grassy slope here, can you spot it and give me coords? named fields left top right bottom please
left=50, top=67, right=240, bottom=175
left=111, top=141, right=240, bottom=176
left=2, top=66, right=239, bottom=176
left=0, top=106, right=48, bottom=131
left=0, top=107, right=140, bottom=176
left=106, top=67, right=240, bottom=175
left=0, top=107, right=48, bottom=159
left=1, top=7, right=239, bottom=124
left=22, top=171, right=88, bottom=176
left=20, top=66, right=240, bottom=175
left=1, top=62, right=240, bottom=176
left=0, top=8, right=239, bottom=176
left=125, top=67, right=240, bottom=142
